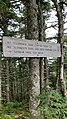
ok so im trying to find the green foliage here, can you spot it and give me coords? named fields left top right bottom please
left=0, top=101, right=30, bottom=119
left=0, top=0, right=18, bottom=36
left=37, top=90, right=67, bottom=119
left=0, top=114, right=14, bottom=119
left=40, top=0, right=51, bottom=12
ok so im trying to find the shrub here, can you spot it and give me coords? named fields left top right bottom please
left=37, top=90, right=67, bottom=119
left=0, top=114, right=14, bottom=119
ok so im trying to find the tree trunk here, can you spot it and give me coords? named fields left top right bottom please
left=0, top=36, right=2, bottom=104
left=57, top=2, right=66, bottom=96
left=29, top=58, right=40, bottom=118
left=37, top=0, right=44, bottom=92
left=6, top=59, right=10, bottom=102
left=52, top=0, right=66, bottom=95
left=44, top=58, right=49, bottom=88
left=26, top=0, right=40, bottom=118
left=39, top=58, right=44, bottom=92
left=0, top=50, right=1, bottom=104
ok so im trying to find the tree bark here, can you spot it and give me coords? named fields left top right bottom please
left=0, top=37, right=2, bottom=104
left=26, top=0, right=40, bottom=118
left=0, top=48, right=1, bottom=104
left=52, top=0, right=66, bottom=95
left=37, top=0, right=44, bottom=92
left=6, top=59, right=10, bottom=102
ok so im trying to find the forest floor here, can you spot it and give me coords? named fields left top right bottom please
left=0, top=102, right=30, bottom=119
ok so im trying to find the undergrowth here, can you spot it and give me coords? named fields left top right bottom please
left=0, top=101, right=29, bottom=119
left=37, top=89, right=67, bottom=119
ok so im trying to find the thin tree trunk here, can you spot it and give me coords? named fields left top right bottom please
left=56, top=58, right=60, bottom=89
left=52, top=0, right=66, bottom=95
left=38, top=0, right=44, bottom=92
left=57, top=2, right=66, bottom=96
left=0, top=36, right=2, bottom=104
left=6, top=59, right=10, bottom=102
left=44, top=58, right=49, bottom=88
left=0, top=53, right=1, bottom=104
left=40, top=58, right=44, bottom=92
left=43, top=18, right=48, bottom=89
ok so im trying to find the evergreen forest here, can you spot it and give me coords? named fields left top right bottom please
left=0, top=0, right=67, bottom=119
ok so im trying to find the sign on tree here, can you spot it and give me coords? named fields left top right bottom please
left=3, top=36, right=61, bottom=57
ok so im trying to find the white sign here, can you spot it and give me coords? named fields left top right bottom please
left=3, top=37, right=61, bottom=57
